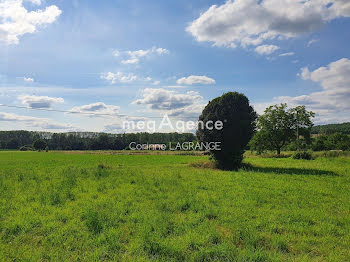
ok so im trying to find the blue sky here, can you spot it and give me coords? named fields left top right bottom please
left=1, top=0, right=350, bottom=132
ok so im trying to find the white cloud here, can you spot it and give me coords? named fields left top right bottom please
left=279, top=52, right=295, bottom=57
left=103, top=123, right=123, bottom=133
left=164, top=85, right=187, bottom=89
left=132, top=88, right=205, bottom=118
left=176, top=75, right=216, bottom=85
left=307, top=39, right=319, bottom=47
left=121, top=58, right=139, bottom=64
left=255, top=45, right=280, bottom=55
left=23, top=77, right=34, bottom=82
left=100, top=72, right=138, bottom=84
left=116, top=46, right=169, bottom=64
left=0, top=0, right=62, bottom=45
left=154, top=47, right=169, bottom=55
left=113, top=50, right=120, bottom=57
left=100, top=72, right=153, bottom=84
left=255, top=58, right=350, bottom=124
left=69, top=102, right=120, bottom=116
left=25, top=0, right=41, bottom=5
left=18, top=95, right=64, bottom=108
left=0, top=112, right=73, bottom=130
left=153, top=80, right=160, bottom=85
left=187, top=0, right=350, bottom=50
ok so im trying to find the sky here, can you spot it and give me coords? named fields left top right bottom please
left=0, top=0, right=350, bottom=133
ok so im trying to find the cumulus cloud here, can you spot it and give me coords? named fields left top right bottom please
left=255, top=45, right=280, bottom=55
left=69, top=102, right=120, bottom=116
left=18, top=95, right=64, bottom=108
left=132, top=88, right=205, bottom=118
left=255, top=58, right=350, bottom=123
left=115, top=46, right=169, bottom=64
left=100, top=72, right=138, bottom=84
left=0, top=0, right=62, bottom=44
left=100, top=72, right=153, bottom=84
left=23, top=77, right=34, bottom=82
left=176, top=75, right=216, bottom=85
left=0, top=112, right=73, bottom=130
left=187, top=0, right=350, bottom=50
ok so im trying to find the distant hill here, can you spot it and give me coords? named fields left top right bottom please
left=312, top=122, right=350, bottom=134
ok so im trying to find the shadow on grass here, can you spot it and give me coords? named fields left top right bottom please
left=241, top=163, right=340, bottom=177
left=189, top=160, right=340, bottom=176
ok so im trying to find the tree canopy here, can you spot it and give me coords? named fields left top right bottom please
left=250, top=104, right=314, bottom=154
left=197, top=92, right=257, bottom=170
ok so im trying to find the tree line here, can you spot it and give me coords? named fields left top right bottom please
left=311, top=122, right=350, bottom=135
left=0, top=131, right=195, bottom=151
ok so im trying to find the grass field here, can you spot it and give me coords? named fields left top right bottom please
left=0, top=151, right=349, bottom=261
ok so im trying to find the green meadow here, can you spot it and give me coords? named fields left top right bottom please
left=0, top=151, right=349, bottom=261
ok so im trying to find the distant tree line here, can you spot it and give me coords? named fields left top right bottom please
left=0, top=131, right=196, bottom=150
left=1, top=113, right=349, bottom=153
left=311, top=122, right=350, bottom=135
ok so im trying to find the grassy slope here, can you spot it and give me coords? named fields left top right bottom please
left=0, top=152, right=349, bottom=261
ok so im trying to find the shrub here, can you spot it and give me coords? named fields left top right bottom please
left=292, top=151, right=314, bottom=160
left=196, top=92, right=257, bottom=170
left=19, top=145, right=34, bottom=151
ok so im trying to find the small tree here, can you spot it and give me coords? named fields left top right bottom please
left=197, top=92, right=257, bottom=170
left=33, top=139, right=47, bottom=151
left=251, top=104, right=314, bottom=155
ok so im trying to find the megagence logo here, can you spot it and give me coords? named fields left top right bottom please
left=122, top=114, right=224, bottom=133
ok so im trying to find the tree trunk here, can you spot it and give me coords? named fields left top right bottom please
left=277, top=147, right=281, bottom=155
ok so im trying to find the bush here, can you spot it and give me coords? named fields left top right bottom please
left=292, top=151, right=314, bottom=160
left=19, top=145, right=34, bottom=151
left=196, top=92, right=257, bottom=170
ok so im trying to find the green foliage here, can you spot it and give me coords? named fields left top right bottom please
left=0, top=131, right=196, bottom=151
left=312, top=122, right=350, bottom=135
left=33, top=139, right=47, bottom=151
left=197, top=92, right=257, bottom=170
left=252, top=104, right=314, bottom=155
left=0, top=151, right=349, bottom=261
left=312, top=133, right=350, bottom=151
left=248, top=130, right=270, bottom=154
left=292, top=151, right=314, bottom=160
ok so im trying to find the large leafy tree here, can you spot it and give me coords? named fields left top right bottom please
left=197, top=92, right=257, bottom=170
left=251, top=104, right=314, bottom=154
left=33, top=139, right=47, bottom=151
